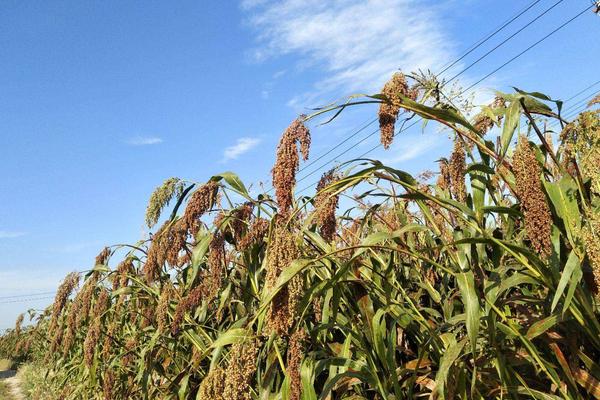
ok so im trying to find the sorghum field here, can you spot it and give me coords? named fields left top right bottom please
left=1, top=72, right=600, bottom=399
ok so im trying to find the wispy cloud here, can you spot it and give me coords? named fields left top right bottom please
left=126, top=136, right=163, bottom=146
left=378, top=135, right=443, bottom=166
left=223, top=137, right=261, bottom=161
left=243, top=0, right=456, bottom=108
left=0, top=231, right=26, bottom=239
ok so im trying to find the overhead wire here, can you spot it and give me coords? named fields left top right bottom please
left=295, top=3, right=595, bottom=194
left=264, top=0, right=550, bottom=194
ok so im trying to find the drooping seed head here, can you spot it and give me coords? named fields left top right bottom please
left=112, top=257, right=133, bottom=291
left=237, top=218, right=270, bottom=251
left=272, top=116, right=311, bottom=214
left=265, top=220, right=300, bottom=336
left=143, top=219, right=189, bottom=283
left=102, top=370, right=116, bottom=400
left=95, top=247, right=111, bottom=266
left=76, top=275, right=98, bottom=328
left=145, top=177, right=185, bottom=228
left=49, top=272, right=80, bottom=335
left=314, top=170, right=340, bottom=242
left=378, top=72, right=415, bottom=149
left=583, top=212, right=600, bottom=298
left=223, top=342, right=258, bottom=400
left=157, top=282, right=174, bottom=334
left=205, top=232, right=225, bottom=300
left=287, top=329, right=307, bottom=400
left=231, top=202, right=254, bottom=246
left=14, top=314, right=24, bottom=336
left=436, top=159, right=451, bottom=193
left=171, top=285, right=204, bottom=336
left=183, top=181, right=219, bottom=236
left=198, top=367, right=226, bottom=400
left=449, top=139, right=467, bottom=203
left=513, top=136, right=553, bottom=258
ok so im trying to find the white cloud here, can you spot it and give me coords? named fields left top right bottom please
left=126, top=136, right=163, bottom=146
left=0, top=231, right=26, bottom=239
left=378, top=134, right=443, bottom=166
left=243, top=0, right=456, bottom=108
left=223, top=137, right=262, bottom=161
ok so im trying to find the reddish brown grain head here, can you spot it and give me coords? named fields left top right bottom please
left=183, top=181, right=219, bottom=236
left=436, top=159, right=451, bottom=192
left=198, top=367, right=226, bottom=400
left=49, top=272, right=80, bottom=335
left=287, top=329, right=307, bottom=400
left=14, top=314, right=24, bottom=336
left=265, top=220, right=300, bottom=336
left=449, top=139, right=467, bottom=203
left=223, top=342, right=258, bottom=400
left=237, top=217, right=269, bottom=251
left=95, top=247, right=111, bottom=266
left=171, top=285, right=203, bottom=336
left=314, top=170, right=340, bottom=242
left=378, top=72, right=414, bottom=149
left=583, top=212, right=600, bottom=298
left=272, top=116, right=311, bottom=214
left=513, top=136, right=552, bottom=258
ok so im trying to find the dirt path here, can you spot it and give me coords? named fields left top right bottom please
left=0, top=370, right=25, bottom=400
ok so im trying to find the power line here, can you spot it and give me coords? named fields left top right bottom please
left=438, top=0, right=544, bottom=76
left=445, top=0, right=566, bottom=85
left=463, top=4, right=593, bottom=93
left=0, top=291, right=56, bottom=300
left=0, top=296, right=55, bottom=305
left=264, top=0, right=553, bottom=194
left=295, top=4, right=594, bottom=194
left=293, top=0, right=584, bottom=194
left=563, top=79, right=600, bottom=103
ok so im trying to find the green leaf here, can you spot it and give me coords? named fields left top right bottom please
left=215, top=171, right=249, bottom=196
left=543, top=177, right=582, bottom=251
left=435, top=337, right=467, bottom=399
left=551, top=250, right=581, bottom=312
left=501, top=100, right=520, bottom=157
left=456, top=270, right=479, bottom=356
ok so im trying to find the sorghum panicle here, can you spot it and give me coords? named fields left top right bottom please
left=237, top=218, right=269, bottom=251
left=272, top=116, right=311, bottom=214
left=198, top=368, right=226, bottom=400
left=449, top=139, right=467, bottom=203
left=265, top=221, right=300, bottom=336
left=49, top=272, right=80, bottom=334
left=378, top=72, right=415, bottom=149
left=157, top=282, right=174, bottom=333
left=513, top=137, right=553, bottom=258
left=145, top=177, right=185, bottom=228
left=583, top=212, right=600, bottom=298
left=206, top=232, right=225, bottom=300
left=183, top=181, right=219, bottom=236
left=95, top=247, right=111, bottom=266
left=14, top=314, right=23, bottom=336
left=287, top=329, right=307, bottom=400
left=223, top=342, right=258, bottom=400
left=314, top=170, right=339, bottom=242
left=171, top=285, right=203, bottom=335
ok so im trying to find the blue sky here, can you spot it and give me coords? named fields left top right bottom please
left=1, top=0, right=599, bottom=329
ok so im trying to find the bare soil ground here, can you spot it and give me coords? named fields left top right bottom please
left=0, top=370, right=25, bottom=400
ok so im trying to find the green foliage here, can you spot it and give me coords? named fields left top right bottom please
left=1, top=80, right=600, bottom=399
